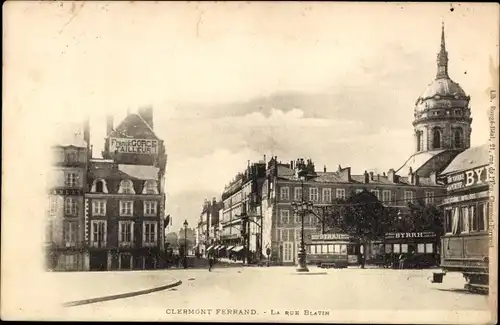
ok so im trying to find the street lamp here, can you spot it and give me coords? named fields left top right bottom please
left=183, top=219, right=188, bottom=269
left=291, top=175, right=313, bottom=273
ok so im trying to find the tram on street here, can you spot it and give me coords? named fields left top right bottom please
left=437, top=145, right=490, bottom=294
left=305, top=233, right=354, bottom=268
left=383, top=232, right=439, bottom=268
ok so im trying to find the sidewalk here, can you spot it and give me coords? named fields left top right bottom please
left=42, top=270, right=181, bottom=307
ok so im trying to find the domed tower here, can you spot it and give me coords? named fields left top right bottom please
left=397, top=24, right=473, bottom=178
left=413, top=23, right=472, bottom=154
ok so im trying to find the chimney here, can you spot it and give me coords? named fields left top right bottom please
left=430, top=171, right=437, bottom=184
left=383, top=172, right=386, bottom=177
left=290, top=160, right=294, bottom=169
left=106, top=114, right=114, bottom=136
left=364, top=170, right=369, bottom=184
left=138, top=106, right=154, bottom=129
left=414, top=174, right=420, bottom=186
left=388, top=168, right=396, bottom=183
left=83, top=117, right=90, bottom=147
left=377, top=174, right=380, bottom=182
left=324, top=165, right=327, bottom=172
left=369, top=171, right=374, bottom=181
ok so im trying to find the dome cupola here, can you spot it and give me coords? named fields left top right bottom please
left=412, top=23, right=472, bottom=154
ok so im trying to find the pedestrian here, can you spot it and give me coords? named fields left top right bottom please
left=399, top=254, right=405, bottom=269
left=208, top=253, right=214, bottom=272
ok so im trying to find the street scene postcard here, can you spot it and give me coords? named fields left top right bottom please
left=1, top=1, right=499, bottom=324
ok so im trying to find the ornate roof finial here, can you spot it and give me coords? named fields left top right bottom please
left=436, top=21, right=449, bottom=79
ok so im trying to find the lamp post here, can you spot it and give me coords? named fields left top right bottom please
left=183, top=219, right=188, bottom=269
left=291, top=175, right=313, bottom=273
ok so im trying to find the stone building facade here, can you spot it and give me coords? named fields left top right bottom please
left=85, top=107, right=168, bottom=271
left=46, top=121, right=90, bottom=271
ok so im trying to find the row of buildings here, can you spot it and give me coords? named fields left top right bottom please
left=45, top=107, right=169, bottom=271
left=194, top=25, right=490, bottom=266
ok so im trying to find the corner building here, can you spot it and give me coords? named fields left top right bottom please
left=85, top=107, right=168, bottom=271
left=46, top=122, right=90, bottom=271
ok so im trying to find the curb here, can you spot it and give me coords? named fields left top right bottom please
left=63, top=279, right=183, bottom=307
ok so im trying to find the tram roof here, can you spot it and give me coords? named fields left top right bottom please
left=440, top=144, right=489, bottom=175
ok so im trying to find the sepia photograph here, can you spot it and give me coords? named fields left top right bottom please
left=1, top=1, right=498, bottom=323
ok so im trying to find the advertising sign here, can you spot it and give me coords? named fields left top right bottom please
left=384, top=232, right=436, bottom=240
left=445, top=166, right=488, bottom=192
left=109, top=137, right=159, bottom=154
left=310, top=233, right=350, bottom=241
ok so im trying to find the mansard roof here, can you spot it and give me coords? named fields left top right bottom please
left=107, top=113, right=160, bottom=140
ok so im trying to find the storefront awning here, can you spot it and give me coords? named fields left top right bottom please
left=232, top=246, right=244, bottom=252
left=206, top=245, right=215, bottom=251
left=218, top=245, right=226, bottom=250
left=227, top=245, right=235, bottom=251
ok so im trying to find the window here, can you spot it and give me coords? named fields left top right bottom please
left=453, top=128, right=463, bottom=148
left=295, top=229, right=300, bottom=243
left=333, top=244, right=340, bottom=253
left=91, top=220, right=106, bottom=247
left=92, top=179, right=109, bottom=193
left=295, top=211, right=301, bottom=223
left=120, top=200, right=134, bottom=216
left=425, top=244, right=434, bottom=253
left=355, top=189, right=363, bottom=194
left=143, top=222, right=157, bottom=246
left=417, top=131, right=423, bottom=152
left=461, top=206, right=469, bottom=233
left=417, top=244, right=425, bottom=253
left=119, top=221, right=134, bottom=245
left=340, top=245, right=347, bottom=254
left=393, top=244, right=401, bottom=254
left=444, top=208, right=453, bottom=233
left=294, top=187, right=303, bottom=201
left=309, top=188, right=319, bottom=202
left=321, top=245, right=328, bottom=254
left=280, top=229, right=288, bottom=241
left=49, top=196, right=57, bottom=215
left=404, top=191, right=414, bottom=204
left=66, top=150, right=78, bottom=163
left=385, top=244, right=393, bottom=254
left=280, top=187, right=290, bottom=200
left=143, top=180, right=158, bottom=195
left=118, top=180, right=135, bottom=194
left=63, top=221, right=78, bottom=246
left=401, top=244, right=408, bottom=253
left=280, top=209, right=290, bottom=224
left=322, top=188, right=332, bottom=203
left=92, top=200, right=106, bottom=216
left=469, top=205, right=477, bottom=231
left=64, top=197, right=78, bottom=216
left=336, top=188, right=346, bottom=199
left=451, top=207, right=460, bottom=234
left=382, top=190, right=391, bottom=204
left=65, top=172, right=79, bottom=187
left=144, top=201, right=158, bottom=216
left=477, top=203, right=487, bottom=231
left=425, top=192, right=435, bottom=205
left=370, top=189, right=380, bottom=200
left=63, top=254, right=77, bottom=270
left=432, top=128, right=442, bottom=149
left=311, top=245, right=317, bottom=254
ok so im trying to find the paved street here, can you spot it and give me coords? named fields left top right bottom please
left=61, top=266, right=492, bottom=323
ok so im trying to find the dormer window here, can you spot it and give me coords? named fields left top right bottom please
left=91, top=179, right=109, bottom=193
left=118, top=180, right=135, bottom=194
left=142, top=180, right=159, bottom=195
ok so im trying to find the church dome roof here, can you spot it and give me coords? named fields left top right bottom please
left=419, top=78, right=466, bottom=100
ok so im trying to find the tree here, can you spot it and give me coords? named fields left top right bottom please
left=407, top=199, right=444, bottom=235
left=338, top=190, right=386, bottom=268
left=316, top=198, right=350, bottom=234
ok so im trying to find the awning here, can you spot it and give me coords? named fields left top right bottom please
left=232, top=246, right=244, bottom=252
left=218, top=245, right=227, bottom=250
left=227, top=245, right=235, bottom=251
left=206, top=245, right=215, bottom=251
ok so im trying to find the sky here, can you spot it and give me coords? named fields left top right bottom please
left=4, top=2, right=499, bottom=232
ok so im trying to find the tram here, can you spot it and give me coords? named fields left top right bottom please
left=305, top=233, right=354, bottom=268
left=437, top=145, right=490, bottom=294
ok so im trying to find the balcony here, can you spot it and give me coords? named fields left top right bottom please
left=119, top=242, right=135, bottom=249
left=90, top=241, right=108, bottom=249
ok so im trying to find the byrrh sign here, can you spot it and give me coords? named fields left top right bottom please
left=445, top=166, right=488, bottom=192
left=385, top=232, right=436, bottom=240
left=109, top=137, right=159, bottom=155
